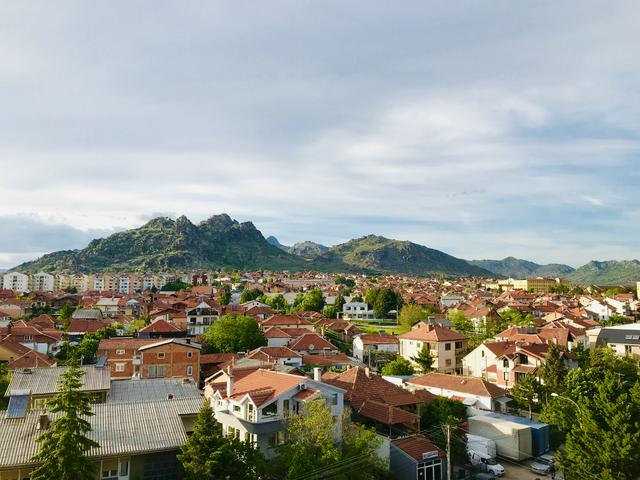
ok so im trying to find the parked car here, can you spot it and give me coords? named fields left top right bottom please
left=530, top=461, right=553, bottom=475
left=536, top=453, right=555, bottom=466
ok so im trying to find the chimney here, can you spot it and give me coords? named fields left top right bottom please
left=313, top=367, right=322, bottom=382
left=37, top=413, right=50, bottom=430
left=185, top=338, right=191, bottom=344
left=226, top=366, right=234, bottom=397
left=364, top=367, right=370, bottom=378
left=167, top=393, right=174, bottom=400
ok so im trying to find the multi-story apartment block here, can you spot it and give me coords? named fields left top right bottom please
left=2, top=272, right=29, bottom=292
left=31, top=272, right=55, bottom=292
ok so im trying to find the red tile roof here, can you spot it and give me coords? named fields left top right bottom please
left=407, top=373, right=507, bottom=398
left=392, top=435, right=444, bottom=461
left=399, top=324, right=467, bottom=342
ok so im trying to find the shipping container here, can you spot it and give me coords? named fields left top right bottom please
left=468, top=415, right=532, bottom=461
left=485, top=413, right=550, bottom=456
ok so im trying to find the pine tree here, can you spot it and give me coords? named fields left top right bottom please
left=541, top=342, right=567, bottom=393
left=178, top=402, right=226, bottom=479
left=511, top=372, right=541, bottom=419
left=411, top=344, right=434, bottom=373
left=30, top=358, right=99, bottom=480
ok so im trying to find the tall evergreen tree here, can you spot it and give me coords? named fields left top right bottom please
left=30, top=358, right=99, bottom=480
left=411, top=344, right=434, bottom=373
left=178, top=402, right=227, bottom=479
left=511, top=372, right=542, bottom=419
left=541, top=342, right=567, bottom=393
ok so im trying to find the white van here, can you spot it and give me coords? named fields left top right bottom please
left=469, top=451, right=505, bottom=477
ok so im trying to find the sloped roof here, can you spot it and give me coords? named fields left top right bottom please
left=392, top=434, right=444, bottom=461
left=0, top=397, right=203, bottom=468
left=399, top=324, right=467, bottom=342
left=139, top=319, right=182, bottom=333
left=6, top=366, right=111, bottom=397
left=288, top=333, right=337, bottom=352
left=407, top=373, right=507, bottom=398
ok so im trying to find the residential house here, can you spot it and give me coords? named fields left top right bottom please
left=593, top=323, right=640, bottom=358
left=352, top=334, right=399, bottom=362
left=137, top=318, right=184, bottom=339
left=399, top=324, right=468, bottom=374
left=245, top=346, right=303, bottom=367
left=405, top=373, right=510, bottom=411
left=322, top=366, right=434, bottom=436
left=462, top=341, right=516, bottom=381
left=342, top=302, right=374, bottom=320
left=206, top=368, right=345, bottom=457
left=31, top=272, right=55, bottom=292
left=260, top=314, right=314, bottom=331
left=97, top=338, right=201, bottom=382
left=185, top=301, right=219, bottom=335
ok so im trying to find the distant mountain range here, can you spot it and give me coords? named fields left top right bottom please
left=467, top=257, right=576, bottom=279
left=11, top=213, right=640, bottom=284
left=15, top=214, right=490, bottom=277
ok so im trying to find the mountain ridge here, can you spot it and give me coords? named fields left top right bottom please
left=13, top=214, right=491, bottom=277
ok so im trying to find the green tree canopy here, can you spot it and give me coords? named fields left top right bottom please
left=411, top=343, right=434, bottom=373
left=511, top=372, right=542, bottom=419
left=381, top=356, right=415, bottom=376
left=399, top=304, right=426, bottom=330
left=178, top=402, right=270, bottom=479
left=240, top=286, right=262, bottom=304
left=300, top=288, right=325, bottom=313
left=218, top=284, right=232, bottom=306
left=276, top=399, right=385, bottom=480
left=540, top=342, right=567, bottom=393
left=201, top=315, right=266, bottom=353
left=161, top=279, right=191, bottom=291
left=30, top=358, right=99, bottom=480
left=373, top=287, right=403, bottom=319
left=266, top=294, right=288, bottom=311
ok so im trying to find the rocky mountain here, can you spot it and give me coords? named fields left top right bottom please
left=468, top=257, right=575, bottom=279
left=266, top=236, right=289, bottom=251
left=566, top=260, right=640, bottom=285
left=288, top=241, right=329, bottom=257
left=13, top=215, right=495, bottom=277
left=316, top=235, right=493, bottom=277
left=16, top=214, right=309, bottom=273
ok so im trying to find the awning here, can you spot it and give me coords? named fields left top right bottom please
left=494, top=396, right=512, bottom=404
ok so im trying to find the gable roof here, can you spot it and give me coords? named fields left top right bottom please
left=392, top=434, right=445, bottom=461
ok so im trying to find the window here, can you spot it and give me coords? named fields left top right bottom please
left=455, top=341, right=463, bottom=349
left=119, top=461, right=129, bottom=476
left=481, top=350, right=485, bottom=358
left=417, top=458, right=442, bottom=480
left=116, top=349, right=125, bottom=355
left=24, top=335, right=33, bottom=341
left=157, top=352, right=165, bottom=359
left=445, top=343, right=452, bottom=351
left=503, top=371, right=509, bottom=381
left=503, top=358, right=509, bottom=368
left=148, top=365, right=165, bottom=378
left=625, top=345, right=633, bottom=354
left=187, top=365, right=193, bottom=376
left=187, top=351, right=193, bottom=358
left=115, top=363, right=125, bottom=372
left=101, top=469, right=118, bottom=479
left=262, top=402, right=278, bottom=417
left=445, top=359, right=452, bottom=366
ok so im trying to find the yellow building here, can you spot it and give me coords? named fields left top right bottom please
left=497, top=277, right=570, bottom=293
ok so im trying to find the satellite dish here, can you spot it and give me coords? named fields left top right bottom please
left=309, top=344, right=315, bottom=350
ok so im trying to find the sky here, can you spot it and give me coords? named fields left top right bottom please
left=0, top=1, right=639, bottom=269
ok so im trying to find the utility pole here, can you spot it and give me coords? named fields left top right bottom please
left=446, top=424, right=452, bottom=480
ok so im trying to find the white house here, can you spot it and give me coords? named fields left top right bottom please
left=206, top=368, right=345, bottom=457
left=186, top=301, right=219, bottom=335
left=352, top=334, right=399, bottom=361
left=594, top=323, right=640, bottom=358
left=342, top=302, right=374, bottom=320
left=2, top=272, right=29, bottom=292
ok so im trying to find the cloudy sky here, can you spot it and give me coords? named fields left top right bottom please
left=1, top=1, right=639, bottom=269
